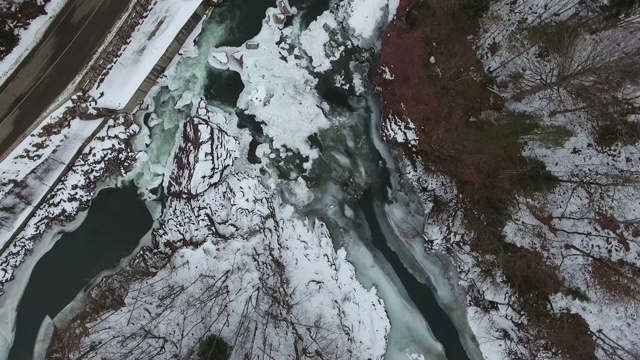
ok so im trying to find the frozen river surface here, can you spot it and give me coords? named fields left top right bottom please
left=6, top=1, right=482, bottom=359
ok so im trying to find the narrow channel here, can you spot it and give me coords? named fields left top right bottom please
left=361, top=187, right=470, bottom=360
left=304, top=102, right=471, bottom=359
left=304, top=87, right=471, bottom=358
left=8, top=185, right=152, bottom=360
left=298, top=15, right=471, bottom=355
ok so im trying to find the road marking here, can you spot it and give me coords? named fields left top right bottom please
left=0, top=0, right=82, bottom=99
left=0, top=0, right=106, bottom=125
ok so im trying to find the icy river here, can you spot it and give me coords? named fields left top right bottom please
left=7, top=0, right=483, bottom=359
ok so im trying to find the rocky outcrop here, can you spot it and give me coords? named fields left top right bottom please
left=48, top=100, right=389, bottom=360
left=167, top=100, right=235, bottom=199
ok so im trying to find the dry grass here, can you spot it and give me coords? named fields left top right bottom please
left=591, top=259, right=640, bottom=301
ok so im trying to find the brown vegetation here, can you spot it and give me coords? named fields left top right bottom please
left=499, top=244, right=562, bottom=306
left=372, top=0, right=640, bottom=358
left=537, top=312, right=597, bottom=360
left=374, top=0, right=562, bottom=268
left=373, top=0, right=560, bottom=235
left=591, top=259, right=640, bottom=301
left=498, top=244, right=601, bottom=359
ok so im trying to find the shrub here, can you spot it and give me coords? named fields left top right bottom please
left=198, top=335, right=231, bottom=360
left=0, top=29, right=18, bottom=51
left=483, top=73, right=498, bottom=88
left=596, top=120, right=640, bottom=147
left=511, top=20, right=580, bottom=57
left=522, top=22, right=555, bottom=45
left=535, top=124, right=574, bottom=148
left=458, top=111, right=556, bottom=235
left=514, top=157, right=560, bottom=193
left=463, top=110, right=540, bottom=158
left=563, top=286, right=590, bottom=302
left=459, top=0, right=492, bottom=19
left=488, top=41, right=500, bottom=56
left=591, top=259, right=640, bottom=300
left=544, top=312, right=597, bottom=360
left=403, top=1, right=429, bottom=30
left=479, top=190, right=514, bottom=223
left=498, top=243, right=563, bottom=305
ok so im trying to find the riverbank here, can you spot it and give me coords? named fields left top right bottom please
left=0, top=113, right=139, bottom=357
left=372, top=1, right=511, bottom=354
left=0, top=0, right=217, bottom=355
left=374, top=0, right=640, bottom=358
left=0, top=0, right=212, bottom=292
left=42, top=1, right=472, bottom=358
left=8, top=185, right=152, bottom=360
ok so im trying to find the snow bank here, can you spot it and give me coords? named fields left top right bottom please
left=0, top=209, right=89, bottom=359
left=208, top=7, right=332, bottom=164
left=48, top=2, right=401, bottom=355
left=299, top=12, right=344, bottom=73
left=0, top=0, right=68, bottom=87
left=0, top=114, right=139, bottom=294
left=56, top=99, right=390, bottom=359
left=337, top=0, right=399, bottom=48
left=0, top=113, right=139, bottom=357
left=0, top=100, right=102, bottom=253
left=382, top=114, right=418, bottom=148
left=92, top=0, right=202, bottom=109
left=0, top=101, right=73, bottom=185
left=346, top=239, right=447, bottom=360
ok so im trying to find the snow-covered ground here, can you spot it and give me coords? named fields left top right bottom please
left=0, top=0, right=68, bottom=87
left=337, top=0, right=399, bottom=47
left=46, top=0, right=464, bottom=359
left=0, top=0, right=209, bottom=288
left=0, top=0, right=207, bottom=288
left=477, top=1, right=640, bottom=357
left=0, top=113, right=139, bottom=358
left=54, top=97, right=390, bottom=358
left=0, top=98, right=102, bottom=264
left=90, top=0, right=202, bottom=109
left=0, top=0, right=503, bottom=358
left=0, top=0, right=209, bottom=355
left=375, top=0, right=640, bottom=358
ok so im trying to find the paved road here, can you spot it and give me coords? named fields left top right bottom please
left=0, top=0, right=132, bottom=156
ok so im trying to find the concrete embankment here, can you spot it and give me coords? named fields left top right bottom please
left=124, top=2, right=210, bottom=112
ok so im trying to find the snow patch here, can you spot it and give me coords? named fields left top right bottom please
left=92, top=0, right=202, bottom=109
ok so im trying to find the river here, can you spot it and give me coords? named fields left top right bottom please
left=7, top=185, right=152, bottom=360
left=154, top=0, right=476, bottom=355
left=7, top=0, right=477, bottom=359
left=297, top=72, right=471, bottom=358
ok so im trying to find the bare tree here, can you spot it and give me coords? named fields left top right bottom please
left=514, top=26, right=640, bottom=98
